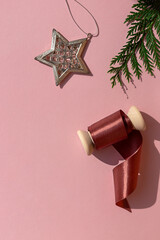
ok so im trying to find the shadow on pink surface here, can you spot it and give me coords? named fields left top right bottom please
left=93, top=112, right=160, bottom=209
left=129, top=112, right=160, bottom=209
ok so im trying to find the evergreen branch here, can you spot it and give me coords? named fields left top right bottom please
left=139, top=40, right=154, bottom=75
left=154, top=15, right=160, bottom=38
left=123, top=62, right=132, bottom=82
left=108, top=0, right=160, bottom=87
left=146, top=28, right=160, bottom=69
left=130, top=52, right=142, bottom=79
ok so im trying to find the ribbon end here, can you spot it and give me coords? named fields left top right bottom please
left=116, top=199, right=132, bottom=213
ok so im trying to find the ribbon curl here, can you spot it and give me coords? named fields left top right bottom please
left=88, top=110, right=143, bottom=212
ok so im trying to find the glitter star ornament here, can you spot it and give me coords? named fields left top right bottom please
left=35, top=29, right=90, bottom=86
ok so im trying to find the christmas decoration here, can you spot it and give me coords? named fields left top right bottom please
left=35, top=29, right=90, bottom=86
left=108, top=0, right=160, bottom=87
left=77, top=106, right=146, bottom=212
left=35, top=0, right=99, bottom=86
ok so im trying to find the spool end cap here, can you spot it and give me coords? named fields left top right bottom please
left=127, top=106, right=146, bottom=131
left=77, top=130, right=94, bottom=155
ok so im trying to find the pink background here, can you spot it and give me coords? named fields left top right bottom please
left=0, top=0, right=160, bottom=239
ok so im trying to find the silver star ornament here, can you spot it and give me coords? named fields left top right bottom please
left=35, top=29, right=90, bottom=86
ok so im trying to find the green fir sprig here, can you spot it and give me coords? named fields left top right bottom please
left=108, top=0, right=160, bottom=87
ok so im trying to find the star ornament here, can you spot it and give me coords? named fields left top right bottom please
left=35, top=29, right=90, bottom=86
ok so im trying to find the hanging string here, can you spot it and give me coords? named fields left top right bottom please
left=65, top=0, right=99, bottom=38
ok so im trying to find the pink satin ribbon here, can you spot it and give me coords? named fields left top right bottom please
left=88, top=110, right=142, bottom=212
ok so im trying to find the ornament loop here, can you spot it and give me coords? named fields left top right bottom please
left=87, top=33, right=93, bottom=40
left=65, top=0, right=99, bottom=37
